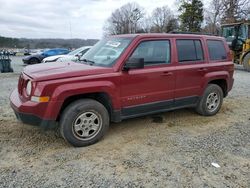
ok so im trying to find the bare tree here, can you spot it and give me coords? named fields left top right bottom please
left=150, top=6, right=177, bottom=33
left=103, top=2, right=145, bottom=36
left=221, top=0, right=250, bottom=23
left=140, top=16, right=153, bottom=33
left=204, top=0, right=223, bottom=34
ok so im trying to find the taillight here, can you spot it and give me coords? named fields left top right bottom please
left=26, top=80, right=32, bottom=96
left=18, top=74, right=24, bottom=95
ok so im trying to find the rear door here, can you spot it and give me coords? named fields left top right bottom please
left=174, top=38, right=208, bottom=106
left=120, top=39, right=175, bottom=117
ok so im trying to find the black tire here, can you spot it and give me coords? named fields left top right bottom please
left=60, top=99, right=110, bottom=147
left=243, top=53, right=250, bottom=72
left=29, top=58, right=40, bottom=64
left=195, top=84, right=223, bottom=116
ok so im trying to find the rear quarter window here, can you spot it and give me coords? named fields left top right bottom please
left=207, top=40, right=227, bottom=61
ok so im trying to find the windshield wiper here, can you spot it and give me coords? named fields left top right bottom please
left=79, top=58, right=95, bottom=65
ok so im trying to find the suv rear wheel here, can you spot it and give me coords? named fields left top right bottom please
left=195, top=84, right=223, bottom=116
left=60, top=99, right=109, bottom=147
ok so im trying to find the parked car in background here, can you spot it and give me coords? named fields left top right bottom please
left=22, top=48, right=69, bottom=64
left=8, top=50, right=17, bottom=56
left=29, top=49, right=46, bottom=55
left=42, top=46, right=91, bottom=63
left=24, top=49, right=31, bottom=56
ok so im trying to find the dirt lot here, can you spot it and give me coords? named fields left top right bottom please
left=0, top=57, right=249, bottom=187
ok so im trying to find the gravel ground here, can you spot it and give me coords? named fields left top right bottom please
left=0, top=57, right=249, bottom=187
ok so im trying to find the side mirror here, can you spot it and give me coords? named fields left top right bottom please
left=123, top=58, right=144, bottom=70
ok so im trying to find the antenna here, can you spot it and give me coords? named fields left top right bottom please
left=69, top=20, right=73, bottom=49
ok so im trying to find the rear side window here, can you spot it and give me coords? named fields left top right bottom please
left=207, top=40, right=227, bottom=60
left=176, top=39, right=204, bottom=62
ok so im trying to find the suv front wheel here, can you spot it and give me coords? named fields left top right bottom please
left=60, top=99, right=110, bottom=147
left=196, top=84, right=223, bottom=116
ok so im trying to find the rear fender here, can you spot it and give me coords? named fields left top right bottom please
left=201, top=71, right=230, bottom=95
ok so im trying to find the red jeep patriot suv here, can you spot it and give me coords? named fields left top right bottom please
left=10, top=34, right=234, bottom=147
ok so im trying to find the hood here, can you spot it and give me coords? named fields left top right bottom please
left=43, top=55, right=71, bottom=62
left=58, top=56, right=78, bottom=62
left=23, top=61, right=113, bottom=81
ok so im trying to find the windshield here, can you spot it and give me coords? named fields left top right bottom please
left=69, top=47, right=88, bottom=55
left=80, top=37, right=132, bottom=67
left=222, top=25, right=248, bottom=42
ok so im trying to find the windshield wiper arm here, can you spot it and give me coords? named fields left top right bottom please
left=79, top=58, right=95, bottom=65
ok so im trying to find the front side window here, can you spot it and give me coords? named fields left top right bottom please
left=79, top=48, right=89, bottom=56
left=58, top=50, right=68, bottom=55
left=207, top=40, right=227, bottom=61
left=81, top=37, right=132, bottom=67
left=130, top=40, right=171, bottom=66
left=176, top=39, right=204, bottom=62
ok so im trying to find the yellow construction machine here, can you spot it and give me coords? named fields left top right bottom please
left=221, top=21, right=250, bottom=71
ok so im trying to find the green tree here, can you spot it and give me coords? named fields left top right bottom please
left=179, top=0, right=204, bottom=32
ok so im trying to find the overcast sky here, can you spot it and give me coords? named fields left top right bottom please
left=0, top=0, right=180, bottom=39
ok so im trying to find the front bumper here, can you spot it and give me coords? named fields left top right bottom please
left=13, top=110, right=56, bottom=129
left=10, top=89, right=57, bottom=129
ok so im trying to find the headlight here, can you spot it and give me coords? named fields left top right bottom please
left=26, top=80, right=32, bottom=96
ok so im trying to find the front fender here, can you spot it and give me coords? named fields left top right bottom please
left=53, top=80, right=117, bottom=100
left=54, top=79, right=119, bottom=107
left=40, top=80, right=120, bottom=120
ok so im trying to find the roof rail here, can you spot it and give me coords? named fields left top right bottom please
left=169, top=31, right=218, bottom=36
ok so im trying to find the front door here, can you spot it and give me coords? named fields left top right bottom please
left=120, top=39, right=175, bottom=118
